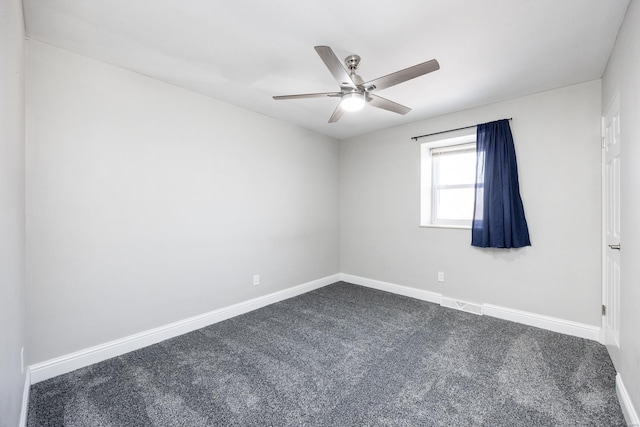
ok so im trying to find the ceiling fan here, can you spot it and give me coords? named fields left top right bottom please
left=273, top=46, right=440, bottom=123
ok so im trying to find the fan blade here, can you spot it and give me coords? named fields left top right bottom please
left=364, top=59, right=439, bottom=92
left=273, top=92, right=341, bottom=100
left=314, top=46, right=356, bottom=89
left=366, top=94, right=411, bottom=115
left=328, top=102, right=344, bottom=123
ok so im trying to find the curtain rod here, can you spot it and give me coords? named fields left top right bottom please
left=411, top=118, right=513, bottom=141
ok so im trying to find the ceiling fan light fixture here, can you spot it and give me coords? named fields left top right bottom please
left=272, top=46, right=439, bottom=123
left=341, top=91, right=365, bottom=112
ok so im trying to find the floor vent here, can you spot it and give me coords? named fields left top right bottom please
left=441, top=297, right=483, bottom=315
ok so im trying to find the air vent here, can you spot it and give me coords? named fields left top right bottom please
left=441, top=297, right=483, bottom=315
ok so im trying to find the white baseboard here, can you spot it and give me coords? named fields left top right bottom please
left=340, top=273, right=441, bottom=304
left=28, top=273, right=603, bottom=385
left=29, top=274, right=340, bottom=384
left=340, top=274, right=600, bottom=341
left=19, top=370, right=30, bottom=427
left=483, top=304, right=601, bottom=341
left=617, top=373, right=640, bottom=426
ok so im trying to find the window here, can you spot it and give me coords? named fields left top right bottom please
left=421, top=134, right=476, bottom=228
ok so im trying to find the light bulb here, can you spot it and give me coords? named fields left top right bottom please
left=341, top=92, right=365, bottom=112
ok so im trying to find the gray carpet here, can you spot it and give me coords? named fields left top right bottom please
left=28, top=282, right=625, bottom=426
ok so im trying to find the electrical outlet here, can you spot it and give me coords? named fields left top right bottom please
left=437, top=272, right=445, bottom=282
left=253, top=274, right=260, bottom=286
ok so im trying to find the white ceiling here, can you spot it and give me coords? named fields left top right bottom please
left=24, top=0, right=629, bottom=140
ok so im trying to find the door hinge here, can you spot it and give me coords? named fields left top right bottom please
left=602, top=304, right=606, bottom=316
left=601, top=137, right=606, bottom=148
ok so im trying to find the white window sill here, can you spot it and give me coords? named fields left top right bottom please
left=419, top=224, right=471, bottom=230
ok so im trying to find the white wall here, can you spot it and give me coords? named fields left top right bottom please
left=0, top=0, right=27, bottom=425
left=601, top=0, right=640, bottom=416
left=341, top=81, right=602, bottom=326
left=26, top=41, right=340, bottom=364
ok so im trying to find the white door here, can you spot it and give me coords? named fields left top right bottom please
left=602, top=95, right=621, bottom=348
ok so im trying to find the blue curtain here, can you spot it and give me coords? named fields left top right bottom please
left=472, top=119, right=530, bottom=248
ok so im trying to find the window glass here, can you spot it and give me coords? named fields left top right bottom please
left=421, top=138, right=476, bottom=228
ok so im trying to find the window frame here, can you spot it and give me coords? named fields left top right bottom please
left=420, top=131, right=477, bottom=229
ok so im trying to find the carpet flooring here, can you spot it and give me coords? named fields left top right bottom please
left=28, top=282, right=625, bottom=426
